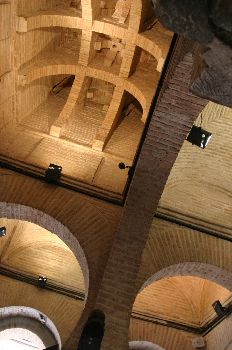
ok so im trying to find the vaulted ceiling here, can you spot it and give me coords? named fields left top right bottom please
left=133, top=276, right=231, bottom=327
left=1, top=1, right=232, bottom=349
left=0, top=219, right=85, bottom=343
left=0, top=0, right=172, bottom=198
left=159, top=102, right=232, bottom=235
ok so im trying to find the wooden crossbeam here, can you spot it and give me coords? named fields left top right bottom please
left=112, top=0, right=131, bottom=24
left=92, top=86, right=125, bottom=151
left=119, top=43, right=137, bottom=78
left=50, top=72, right=86, bottom=137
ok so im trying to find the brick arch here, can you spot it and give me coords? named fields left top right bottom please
left=0, top=306, right=61, bottom=349
left=140, top=262, right=232, bottom=292
left=129, top=0, right=142, bottom=32
left=129, top=341, right=165, bottom=350
left=81, top=0, right=92, bottom=20
left=0, top=202, right=89, bottom=296
left=23, top=66, right=147, bottom=114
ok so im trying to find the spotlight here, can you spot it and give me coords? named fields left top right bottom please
left=45, top=164, right=62, bottom=183
left=212, top=300, right=226, bottom=317
left=0, top=227, right=6, bottom=237
left=38, top=276, right=47, bottom=289
left=187, top=125, right=212, bottom=149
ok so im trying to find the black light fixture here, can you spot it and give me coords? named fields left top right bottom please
left=77, top=310, right=105, bottom=350
left=38, top=276, right=47, bottom=289
left=212, top=300, right=226, bottom=317
left=118, top=162, right=130, bottom=170
left=0, top=227, right=6, bottom=237
left=187, top=125, right=212, bottom=149
left=44, top=345, right=59, bottom=350
left=45, top=164, right=62, bottom=183
left=118, top=162, right=133, bottom=177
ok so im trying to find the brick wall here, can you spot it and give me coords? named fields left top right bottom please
left=88, top=37, right=208, bottom=350
left=0, top=168, right=121, bottom=347
left=129, top=319, right=194, bottom=350
left=137, top=218, right=232, bottom=292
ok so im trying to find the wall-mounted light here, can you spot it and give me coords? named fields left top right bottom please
left=118, top=162, right=133, bottom=177
left=118, top=162, right=130, bottom=170
left=38, top=276, right=47, bottom=289
left=212, top=300, right=226, bottom=317
left=0, top=227, right=6, bottom=237
left=187, top=125, right=212, bottom=149
left=45, top=164, right=62, bottom=183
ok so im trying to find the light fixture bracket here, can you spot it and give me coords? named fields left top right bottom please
left=0, top=227, right=6, bottom=237
left=38, top=276, right=47, bottom=289
left=187, top=125, right=212, bottom=149
left=212, top=300, right=226, bottom=317
left=45, top=164, right=62, bottom=183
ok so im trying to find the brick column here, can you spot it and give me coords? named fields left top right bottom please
left=93, top=37, right=208, bottom=350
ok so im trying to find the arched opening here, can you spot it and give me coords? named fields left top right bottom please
left=0, top=203, right=89, bottom=346
left=18, top=75, right=75, bottom=134
left=130, top=263, right=232, bottom=350
left=0, top=203, right=89, bottom=292
left=0, top=306, right=61, bottom=349
left=135, top=275, right=231, bottom=326
left=141, top=262, right=232, bottom=291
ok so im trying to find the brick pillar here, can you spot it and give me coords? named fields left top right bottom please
left=93, top=37, right=208, bottom=350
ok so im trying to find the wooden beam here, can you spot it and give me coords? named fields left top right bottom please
left=112, top=0, right=131, bottom=24
left=17, top=12, right=83, bottom=33
left=79, top=30, right=97, bottom=66
left=129, top=0, right=142, bottom=32
left=50, top=72, right=86, bottom=137
left=119, top=43, right=136, bottom=78
left=92, top=86, right=125, bottom=151
left=81, top=0, right=93, bottom=21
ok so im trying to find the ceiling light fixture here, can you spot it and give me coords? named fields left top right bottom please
left=37, top=276, right=47, bottom=289
left=187, top=125, right=212, bottom=149
left=45, top=164, right=62, bottom=183
left=212, top=300, right=226, bottom=317
left=0, top=227, right=6, bottom=237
